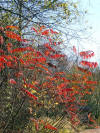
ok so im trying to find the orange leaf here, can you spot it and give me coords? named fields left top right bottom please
left=36, top=64, right=49, bottom=72
left=6, top=25, right=19, bottom=30
left=44, top=50, right=50, bottom=56
left=57, top=83, right=67, bottom=89
left=39, top=25, right=46, bottom=33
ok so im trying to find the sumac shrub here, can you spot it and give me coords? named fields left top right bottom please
left=0, top=25, right=98, bottom=132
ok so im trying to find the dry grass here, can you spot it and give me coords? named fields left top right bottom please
left=79, top=128, right=100, bottom=133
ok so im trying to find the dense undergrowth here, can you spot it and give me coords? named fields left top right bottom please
left=0, top=25, right=100, bottom=133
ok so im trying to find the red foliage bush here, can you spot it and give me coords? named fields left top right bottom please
left=0, top=26, right=98, bottom=131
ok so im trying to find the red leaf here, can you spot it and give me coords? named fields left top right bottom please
left=49, top=38, right=52, bottom=44
left=58, top=41, right=62, bottom=45
left=80, top=61, right=98, bottom=68
left=42, top=30, right=49, bottom=36
left=55, top=72, right=65, bottom=75
left=36, top=51, right=42, bottom=57
left=24, top=46, right=35, bottom=51
left=0, top=49, right=4, bottom=54
left=62, top=88, right=73, bottom=92
left=6, top=61, right=12, bottom=67
left=77, top=66, right=88, bottom=72
left=0, top=56, right=6, bottom=63
left=36, top=57, right=46, bottom=63
left=50, top=29, right=58, bottom=34
left=73, top=46, right=77, bottom=54
left=44, top=43, right=55, bottom=51
left=0, top=35, right=4, bottom=45
left=31, top=27, right=38, bottom=33
left=0, top=62, right=4, bottom=69
left=44, top=50, right=50, bottom=56
left=15, top=71, right=23, bottom=77
left=7, top=43, right=13, bottom=53
left=88, top=113, right=96, bottom=124
left=9, top=79, right=17, bottom=84
left=50, top=54, right=64, bottom=59
left=24, top=83, right=38, bottom=90
left=36, top=64, right=49, bottom=72
left=54, top=42, right=56, bottom=46
left=5, top=55, right=13, bottom=61
left=0, top=27, right=4, bottom=31
left=5, top=31, right=22, bottom=41
left=25, top=66, right=35, bottom=70
left=7, top=43, right=13, bottom=47
left=11, top=47, right=31, bottom=53
left=19, top=59, right=25, bottom=64
left=57, top=83, right=67, bottom=89
left=21, top=88, right=37, bottom=100
left=21, top=39, right=28, bottom=43
left=86, top=81, right=97, bottom=84
left=44, top=124, right=57, bottom=130
left=35, top=122, right=39, bottom=131
left=80, top=50, right=94, bottom=59
left=11, top=48, right=25, bottom=53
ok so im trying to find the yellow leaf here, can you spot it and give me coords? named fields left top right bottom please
left=24, top=84, right=26, bottom=88
left=31, top=90, right=37, bottom=93
left=55, top=103, right=59, bottom=105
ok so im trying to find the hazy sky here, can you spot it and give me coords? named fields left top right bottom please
left=79, top=0, right=100, bottom=64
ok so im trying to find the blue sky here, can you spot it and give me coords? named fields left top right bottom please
left=79, top=0, right=100, bottom=64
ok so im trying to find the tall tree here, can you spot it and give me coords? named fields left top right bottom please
left=0, top=0, right=80, bottom=36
